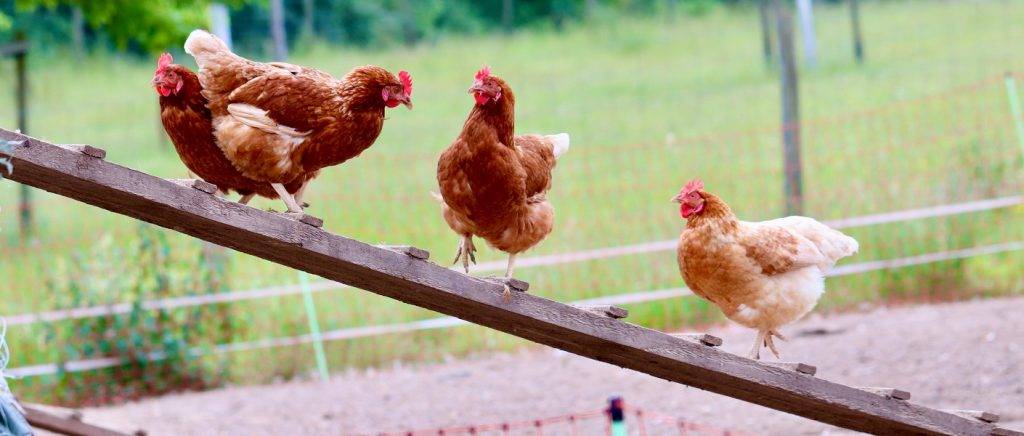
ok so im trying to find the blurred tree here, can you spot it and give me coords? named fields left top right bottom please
left=1, top=0, right=246, bottom=53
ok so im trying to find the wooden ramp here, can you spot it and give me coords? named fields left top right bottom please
left=2, top=128, right=1019, bottom=436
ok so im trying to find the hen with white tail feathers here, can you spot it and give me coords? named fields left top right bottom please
left=184, top=29, right=413, bottom=213
left=673, top=179, right=858, bottom=359
left=436, top=66, right=570, bottom=300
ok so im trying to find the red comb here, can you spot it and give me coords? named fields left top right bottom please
left=399, top=70, right=412, bottom=96
left=157, top=53, right=173, bottom=71
left=684, top=178, right=704, bottom=193
left=475, top=65, right=491, bottom=82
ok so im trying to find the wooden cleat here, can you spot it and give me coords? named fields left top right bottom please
left=379, top=245, right=430, bottom=260
left=285, top=212, right=324, bottom=228
left=947, top=410, right=999, bottom=423
left=484, top=277, right=529, bottom=293
left=860, top=387, right=911, bottom=401
left=168, top=178, right=218, bottom=195
left=763, top=362, right=817, bottom=376
left=65, top=144, right=106, bottom=159
left=576, top=305, right=629, bottom=319
left=671, top=333, right=723, bottom=347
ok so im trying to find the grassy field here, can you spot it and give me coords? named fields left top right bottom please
left=1, top=0, right=1023, bottom=401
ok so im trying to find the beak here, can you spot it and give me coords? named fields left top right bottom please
left=671, top=194, right=683, bottom=203
left=402, top=96, right=413, bottom=110
left=468, top=84, right=484, bottom=94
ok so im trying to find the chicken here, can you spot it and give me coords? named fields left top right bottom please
left=152, top=53, right=314, bottom=205
left=673, top=179, right=858, bottom=359
left=436, top=66, right=569, bottom=300
left=183, top=30, right=412, bottom=213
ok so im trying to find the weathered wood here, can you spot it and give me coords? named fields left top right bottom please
left=947, top=410, right=1000, bottom=423
left=992, top=427, right=1024, bottom=436
left=861, top=387, right=911, bottom=401
left=671, top=333, right=723, bottom=347
left=378, top=245, right=430, bottom=260
left=576, top=305, right=628, bottom=319
left=771, top=0, right=804, bottom=215
left=64, top=144, right=106, bottom=160
left=23, top=405, right=129, bottom=436
left=762, top=362, right=817, bottom=376
left=484, top=277, right=529, bottom=293
left=284, top=212, right=324, bottom=228
left=168, top=178, right=217, bottom=195
left=0, top=130, right=1001, bottom=436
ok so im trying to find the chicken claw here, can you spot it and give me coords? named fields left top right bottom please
left=452, top=235, right=476, bottom=273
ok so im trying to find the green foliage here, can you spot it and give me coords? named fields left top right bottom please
left=0, top=0, right=241, bottom=53
left=42, top=224, right=236, bottom=406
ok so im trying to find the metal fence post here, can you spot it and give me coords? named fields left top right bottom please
left=772, top=0, right=804, bottom=215
left=606, top=396, right=627, bottom=436
left=1004, top=73, right=1024, bottom=167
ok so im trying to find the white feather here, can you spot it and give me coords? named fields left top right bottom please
left=546, top=133, right=570, bottom=159
left=227, top=103, right=309, bottom=146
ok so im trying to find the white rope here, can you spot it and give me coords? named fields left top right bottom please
left=0, top=317, right=10, bottom=395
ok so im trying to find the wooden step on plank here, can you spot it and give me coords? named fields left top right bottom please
left=992, top=427, right=1024, bottom=436
left=482, top=277, right=529, bottom=293
left=379, top=245, right=430, bottom=260
left=575, top=304, right=629, bottom=319
left=946, top=409, right=1000, bottom=423
left=859, top=387, right=911, bottom=401
left=763, top=362, right=817, bottom=376
left=283, top=212, right=324, bottom=228
left=65, top=144, right=106, bottom=159
left=671, top=333, right=723, bottom=347
left=167, top=178, right=218, bottom=195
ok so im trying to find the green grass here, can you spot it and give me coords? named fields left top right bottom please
left=2, top=0, right=1024, bottom=399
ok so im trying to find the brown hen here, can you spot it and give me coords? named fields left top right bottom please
left=184, top=30, right=412, bottom=213
left=436, top=66, right=569, bottom=300
left=152, top=53, right=313, bottom=205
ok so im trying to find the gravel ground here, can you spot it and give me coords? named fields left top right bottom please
left=70, top=297, right=1023, bottom=435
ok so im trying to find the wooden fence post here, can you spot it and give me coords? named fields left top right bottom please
left=771, top=0, right=803, bottom=215
left=15, top=33, right=31, bottom=238
left=850, top=0, right=864, bottom=63
left=502, top=0, right=515, bottom=33
left=759, top=0, right=774, bottom=65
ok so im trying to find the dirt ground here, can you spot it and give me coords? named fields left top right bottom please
left=64, top=296, right=1023, bottom=435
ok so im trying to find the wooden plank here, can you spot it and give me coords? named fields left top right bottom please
left=860, top=387, right=911, bottom=401
left=992, top=427, right=1024, bottom=436
left=23, top=406, right=129, bottom=436
left=575, top=305, right=628, bottom=319
left=671, top=333, right=723, bottom=347
left=0, top=129, right=1000, bottom=436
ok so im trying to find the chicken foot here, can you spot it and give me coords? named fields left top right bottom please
left=452, top=235, right=476, bottom=273
left=748, top=329, right=787, bottom=360
left=238, top=193, right=255, bottom=205
left=500, top=253, right=518, bottom=302
left=270, top=183, right=304, bottom=213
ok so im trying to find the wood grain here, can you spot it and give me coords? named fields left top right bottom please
left=23, top=406, right=129, bottom=436
left=0, top=129, right=1002, bottom=436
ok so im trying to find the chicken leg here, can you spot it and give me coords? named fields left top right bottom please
left=452, top=235, right=476, bottom=273
left=271, top=183, right=304, bottom=213
left=499, top=253, right=518, bottom=302
left=238, top=193, right=255, bottom=205
left=748, top=329, right=787, bottom=360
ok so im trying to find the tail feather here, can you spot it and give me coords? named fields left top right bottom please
left=184, top=29, right=230, bottom=66
left=546, top=133, right=570, bottom=159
